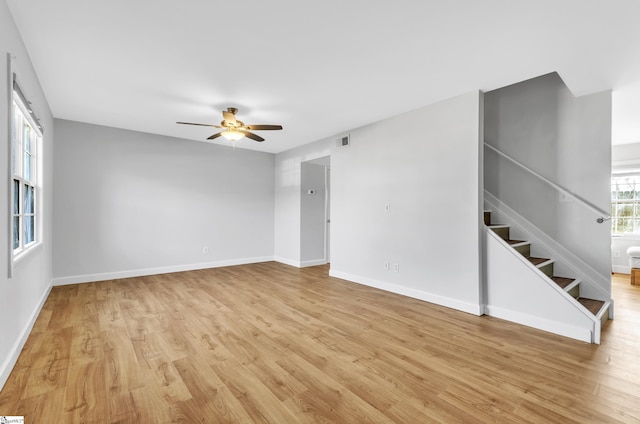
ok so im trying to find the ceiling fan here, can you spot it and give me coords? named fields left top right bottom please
left=177, top=107, right=283, bottom=142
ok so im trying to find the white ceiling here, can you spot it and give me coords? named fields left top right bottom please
left=6, top=0, right=640, bottom=154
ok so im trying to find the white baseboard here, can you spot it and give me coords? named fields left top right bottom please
left=485, top=305, right=592, bottom=343
left=274, top=257, right=300, bottom=268
left=52, top=256, right=275, bottom=286
left=273, top=257, right=327, bottom=268
left=0, top=283, right=52, bottom=392
left=299, top=259, right=327, bottom=268
left=612, top=265, right=630, bottom=274
left=329, top=269, right=483, bottom=316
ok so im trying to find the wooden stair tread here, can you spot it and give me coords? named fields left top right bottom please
left=578, top=298, right=605, bottom=315
left=527, top=257, right=551, bottom=266
left=506, top=239, right=527, bottom=245
left=551, top=276, right=575, bottom=289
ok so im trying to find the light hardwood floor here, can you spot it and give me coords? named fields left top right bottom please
left=0, top=263, right=639, bottom=423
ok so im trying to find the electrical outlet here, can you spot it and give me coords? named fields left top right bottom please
left=384, top=262, right=390, bottom=270
left=385, top=203, right=391, bottom=213
left=393, top=263, right=399, bottom=272
left=614, top=251, right=621, bottom=258
left=202, top=246, right=209, bottom=255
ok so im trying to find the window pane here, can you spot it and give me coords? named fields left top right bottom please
left=13, top=179, right=19, bottom=215
left=618, top=218, right=634, bottom=233
left=618, top=203, right=633, bottom=218
left=12, top=113, right=17, bottom=175
left=612, top=202, right=618, bottom=217
left=612, top=216, right=621, bottom=233
left=13, top=216, right=19, bottom=249
left=24, top=184, right=34, bottom=214
left=25, top=215, right=34, bottom=244
left=24, top=128, right=31, bottom=154
left=621, top=188, right=634, bottom=199
left=24, top=153, right=31, bottom=181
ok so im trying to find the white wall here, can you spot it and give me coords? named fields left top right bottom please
left=53, top=120, right=275, bottom=283
left=0, top=0, right=54, bottom=390
left=611, top=237, right=640, bottom=274
left=300, top=161, right=327, bottom=265
left=484, top=73, right=612, bottom=290
left=485, top=230, right=597, bottom=343
left=274, top=138, right=332, bottom=266
left=329, top=91, right=484, bottom=314
left=612, top=142, right=640, bottom=172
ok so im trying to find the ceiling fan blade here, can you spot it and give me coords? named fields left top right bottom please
left=246, top=124, right=283, bottom=131
left=207, top=132, right=224, bottom=140
left=177, top=121, right=221, bottom=128
left=240, top=130, right=264, bottom=142
left=222, top=110, right=237, bottom=125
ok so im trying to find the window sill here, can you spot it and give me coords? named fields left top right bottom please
left=13, top=241, right=43, bottom=267
left=611, top=234, right=640, bottom=241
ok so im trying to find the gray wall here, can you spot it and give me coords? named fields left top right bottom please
left=484, top=72, right=611, bottom=285
left=0, top=1, right=54, bottom=389
left=53, top=120, right=275, bottom=282
left=274, top=91, right=484, bottom=313
left=329, top=91, right=484, bottom=313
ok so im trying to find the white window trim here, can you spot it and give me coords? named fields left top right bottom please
left=8, top=54, right=44, bottom=276
left=611, top=173, right=640, bottom=236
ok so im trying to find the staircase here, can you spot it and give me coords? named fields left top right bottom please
left=484, top=210, right=611, bottom=342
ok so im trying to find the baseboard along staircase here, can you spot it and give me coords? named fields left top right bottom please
left=484, top=210, right=611, bottom=342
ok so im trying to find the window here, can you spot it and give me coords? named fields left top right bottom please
left=11, top=82, right=42, bottom=258
left=611, top=175, right=640, bottom=234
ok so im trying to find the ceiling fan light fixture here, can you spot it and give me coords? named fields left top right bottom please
left=221, top=129, right=244, bottom=141
left=177, top=107, right=281, bottom=143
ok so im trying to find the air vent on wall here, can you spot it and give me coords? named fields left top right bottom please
left=336, top=134, right=350, bottom=147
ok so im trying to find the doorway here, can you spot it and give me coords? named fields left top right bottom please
left=300, top=156, right=331, bottom=266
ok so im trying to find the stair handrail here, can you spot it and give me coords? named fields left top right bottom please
left=484, top=142, right=610, bottom=224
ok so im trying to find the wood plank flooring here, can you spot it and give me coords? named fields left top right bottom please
left=1, top=263, right=639, bottom=423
